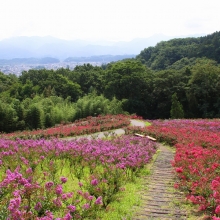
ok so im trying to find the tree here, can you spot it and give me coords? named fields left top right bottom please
left=103, top=60, right=151, bottom=116
left=170, top=93, right=184, bottom=119
left=187, top=60, right=220, bottom=118
left=25, top=105, right=42, bottom=130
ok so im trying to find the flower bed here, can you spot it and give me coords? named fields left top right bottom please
left=0, top=135, right=157, bottom=219
left=0, top=114, right=131, bottom=140
left=125, top=119, right=220, bottom=218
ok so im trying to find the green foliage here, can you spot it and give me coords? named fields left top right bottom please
left=74, top=93, right=125, bottom=120
left=25, top=105, right=42, bottom=130
left=0, top=101, right=18, bottom=132
left=137, top=31, right=220, bottom=70
left=187, top=60, right=220, bottom=118
left=170, top=93, right=184, bottom=119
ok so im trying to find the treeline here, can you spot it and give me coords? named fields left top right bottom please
left=1, top=31, right=220, bottom=133
left=0, top=92, right=124, bottom=132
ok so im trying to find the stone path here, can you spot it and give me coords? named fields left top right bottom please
left=132, top=144, right=188, bottom=220
left=63, top=119, right=146, bottom=141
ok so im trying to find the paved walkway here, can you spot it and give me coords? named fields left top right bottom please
left=132, top=144, right=188, bottom=220
left=63, top=119, right=146, bottom=141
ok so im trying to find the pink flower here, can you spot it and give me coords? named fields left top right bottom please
left=8, top=197, right=21, bottom=212
left=45, top=210, right=53, bottom=218
left=82, top=203, right=90, bottom=209
left=175, top=167, right=183, bottom=173
left=212, top=180, right=220, bottom=190
left=67, top=205, right=76, bottom=212
left=26, top=167, right=32, bottom=174
left=88, top=195, right=94, bottom=200
left=53, top=198, right=62, bottom=207
left=78, top=182, right=83, bottom=187
left=95, top=196, right=103, bottom=205
left=55, top=185, right=63, bottom=195
left=215, top=205, right=220, bottom=214
left=45, top=181, right=54, bottom=190
left=34, top=202, right=42, bottom=211
left=63, top=212, right=72, bottom=220
left=60, top=176, right=67, bottom=184
left=91, top=179, right=99, bottom=186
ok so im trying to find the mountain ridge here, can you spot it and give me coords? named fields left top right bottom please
left=0, top=34, right=204, bottom=60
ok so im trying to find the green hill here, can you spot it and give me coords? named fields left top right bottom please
left=137, top=31, right=220, bottom=70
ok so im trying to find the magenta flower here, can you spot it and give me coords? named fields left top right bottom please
left=95, top=196, right=103, bottom=205
left=8, top=197, right=21, bottom=212
left=55, top=184, right=63, bottom=195
left=63, top=212, right=72, bottom=220
left=60, top=176, right=67, bottom=184
left=88, top=195, right=94, bottom=200
left=45, top=181, right=54, bottom=190
left=53, top=198, right=62, bottom=207
left=82, top=203, right=90, bottom=209
left=34, top=202, right=42, bottom=211
left=78, top=182, right=83, bottom=187
left=26, top=167, right=32, bottom=174
left=67, top=205, right=76, bottom=212
left=91, top=179, right=99, bottom=186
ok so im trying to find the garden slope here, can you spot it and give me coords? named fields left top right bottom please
left=64, top=119, right=190, bottom=219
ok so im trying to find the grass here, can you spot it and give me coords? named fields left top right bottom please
left=101, top=166, right=151, bottom=220
left=144, top=121, right=151, bottom=126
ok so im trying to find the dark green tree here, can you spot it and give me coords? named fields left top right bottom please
left=25, top=105, right=42, bottom=130
left=170, top=93, right=184, bottom=119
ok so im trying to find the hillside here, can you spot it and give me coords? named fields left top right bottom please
left=137, top=31, right=220, bottom=70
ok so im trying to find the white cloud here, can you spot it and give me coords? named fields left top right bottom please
left=0, top=0, right=219, bottom=41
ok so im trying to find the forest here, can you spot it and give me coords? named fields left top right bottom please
left=0, top=31, right=220, bottom=133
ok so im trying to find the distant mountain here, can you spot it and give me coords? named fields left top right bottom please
left=64, top=55, right=136, bottom=63
left=0, top=34, right=203, bottom=60
left=0, top=57, right=60, bottom=65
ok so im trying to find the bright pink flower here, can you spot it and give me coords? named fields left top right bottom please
left=175, top=167, right=183, bottom=173
left=215, top=205, right=220, bottom=214
left=212, top=180, right=220, bottom=190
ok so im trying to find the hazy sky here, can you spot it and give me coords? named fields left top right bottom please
left=0, top=0, right=219, bottom=41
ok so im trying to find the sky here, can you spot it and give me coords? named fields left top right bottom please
left=0, top=0, right=219, bottom=42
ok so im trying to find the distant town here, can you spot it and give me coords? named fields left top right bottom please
left=0, top=61, right=104, bottom=76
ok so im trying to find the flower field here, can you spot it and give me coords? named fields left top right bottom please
left=0, top=114, right=157, bottom=219
left=0, top=114, right=131, bottom=140
left=126, top=119, right=220, bottom=218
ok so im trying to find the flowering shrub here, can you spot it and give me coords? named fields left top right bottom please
left=126, top=119, right=220, bottom=217
left=0, top=135, right=157, bottom=218
left=0, top=114, right=131, bottom=140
